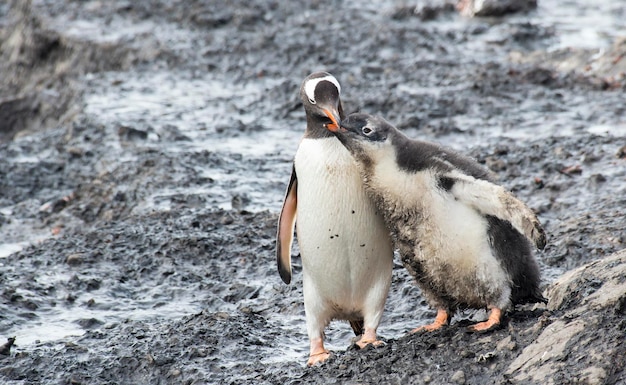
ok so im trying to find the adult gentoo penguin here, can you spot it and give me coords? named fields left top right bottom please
left=327, top=113, right=546, bottom=332
left=276, top=73, right=394, bottom=366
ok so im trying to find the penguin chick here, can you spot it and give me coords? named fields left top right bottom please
left=328, top=113, right=546, bottom=333
left=276, top=74, right=394, bottom=365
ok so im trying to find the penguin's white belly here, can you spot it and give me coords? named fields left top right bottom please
left=294, top=138, right=393, bottom=319
left=376, top=168, right=509, bottom=308
left=425, top=194, right=494, bottom=271
left=424, top=194, right=510, bottom=307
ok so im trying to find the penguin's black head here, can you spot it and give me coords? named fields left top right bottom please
left=328, top=113, right=395, bottom=166
left=338, top=113, right=392, bottom=143
left=300, top=72, right=344, bottom=137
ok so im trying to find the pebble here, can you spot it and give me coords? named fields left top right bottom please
left=215, top=312, right=230, bottom=320
left=457, top=0, right=537, bottom=17
left=589, top=174, right=606, bottom=185
left=451, top=370, right=466, bottom=384
left=66, top=253, right=83, bottom=266
left=477, top=351, right=497, bottom=362
left=0, top=337, right=16, bottom=355
left=66, top=146, right=84, bottom=157
left=496, top=336, right=517, bottom=351
left=76, top=317, right=103, bottom=329
left=561, top=164, right=582, bottom=175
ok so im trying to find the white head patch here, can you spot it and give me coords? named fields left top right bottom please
left=303, top=74, right=341, bottom=104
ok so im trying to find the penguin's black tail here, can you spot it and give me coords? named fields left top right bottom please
left=513, top=287, right=548, bottom=305
left=349, top=319, right=364, bottom=336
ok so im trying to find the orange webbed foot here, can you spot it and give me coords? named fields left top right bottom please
left=410, top=309, right=449, bottom=333
left=307, top=350, right=330, bottom=366
left=307, top=338, right=330, bottom=366
left=467, top=308, right=502, bottom=332
left=355, top=328, right=384, bottom=349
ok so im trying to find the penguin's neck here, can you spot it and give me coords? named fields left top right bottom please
left=304, top=118, right=335, bottom=139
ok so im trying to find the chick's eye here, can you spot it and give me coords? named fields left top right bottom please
left=308, top=98, right=316, bottom=105
left=362, top=126, right=373, bottom=135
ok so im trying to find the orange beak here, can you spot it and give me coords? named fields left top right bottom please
left=323, top=108, right=341, bottom=132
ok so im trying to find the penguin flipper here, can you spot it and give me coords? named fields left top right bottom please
left=277, top=165, right=298, bottom=284
left=446, top=173, right=546, bottom=249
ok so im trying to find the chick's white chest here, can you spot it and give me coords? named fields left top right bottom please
left=369, top=163, right=507, bottom=306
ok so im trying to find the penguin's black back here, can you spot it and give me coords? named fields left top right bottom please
left=392, top=134, right=493, bottom=181
left=392, top=132, right=544, bottom=304
left=486, top=215, right=546, bottom=305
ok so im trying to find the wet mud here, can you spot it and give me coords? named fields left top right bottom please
left=1, top=0, right=625, bottom=384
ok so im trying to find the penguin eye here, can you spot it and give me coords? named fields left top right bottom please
left=308, top=97, right=316, bottom=105
left=362, top=126, right=374, bottom=136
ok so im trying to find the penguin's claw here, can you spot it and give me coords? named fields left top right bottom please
left=467, top=320, right=500, bottom=332
left=410, top=323, right=444, bottom=333
left=410, top=308, right=449, bottom=333
left=307, top=338, right=330, bottom=366
left=355, top=338, right=384, bottom=349
left=467, top=307, right=502, bottom=332
left=307, top=350, right=330, bottom=366
left=355, top=327, right=383, bottom=349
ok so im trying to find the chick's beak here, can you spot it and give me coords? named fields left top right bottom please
left=323, top=108, right=341, bottom=132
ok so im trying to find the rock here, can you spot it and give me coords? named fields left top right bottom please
left=560, top=164, right=582, bottom=175
left=0, top=337, right=16, bottom=356
left=66, top=253, right=83, bottom=266
left=75, top=318, right=104, bottom=329
left=66, top=146, right=85, bottom=157
left=510, top=36, right=626, bottom=86
left=496, top=336, right=516, bottom=351
left=117, top=125, right=149, bottom=142
left=547, top=250, right=626, bottom=313
left=451, top=370, right=466, bottom=384
left=506, top=319, right=586, bottom=382
left=506, top=249, right=626, bottom=384
left=0, top=95, right=39, bottom=141
left=476, top=351, right=497, bottom=362
left=159, top=124, right=190, bottom=142
left=391, top=3, right=456, bottom=21
left=589, top=174, right=606, bottom=185
left=456, top=0, right=537, bottom=17
left=231, top=193, right=250, bottom=210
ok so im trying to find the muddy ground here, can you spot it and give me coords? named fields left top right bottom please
left=1, top=0, right=625, bottom=384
